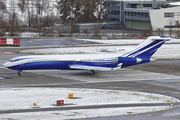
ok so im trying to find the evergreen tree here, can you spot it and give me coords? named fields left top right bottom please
left=57, top=0, right=71, bottom=23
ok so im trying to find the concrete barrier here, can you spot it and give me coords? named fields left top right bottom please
left=101, top=36, right=108, bottom=40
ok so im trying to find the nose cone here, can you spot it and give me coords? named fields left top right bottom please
left=3, top=62, right=11, bottom=68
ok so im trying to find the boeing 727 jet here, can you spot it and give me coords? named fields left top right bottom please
left=3, top=36, right=171, bottom=75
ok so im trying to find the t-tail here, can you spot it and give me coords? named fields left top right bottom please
left=122, top=36, right=171, bottom=59
left=119, top=36, right=171, bottom=68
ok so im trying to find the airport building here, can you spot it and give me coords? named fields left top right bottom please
left=107, top=0, right=180, bottom=30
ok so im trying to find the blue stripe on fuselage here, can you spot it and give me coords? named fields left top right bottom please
left=8, top=61, right=69, bottom=70
left=8, top=61, right=118, bottom=70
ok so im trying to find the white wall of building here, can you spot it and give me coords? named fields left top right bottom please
left=149, top=6, right=180, bottom=30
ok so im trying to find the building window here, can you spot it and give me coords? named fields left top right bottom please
left=164, top=26, right=179, bottom=28
left=135, top=12, right=138, bottom=16
left=108, top=3, right=120, bottom=7
left=130, top=4, right=141, bottom=8
left=110, top=18, right=120, bottom=22
left=142, top=4, right=152, bottom=8
left=164, top=13, right=174, bottom=17
left=174, top=13, right=180, bottom=17
left=125, top=11, right=127, bottom=16
left=145, top=13, right=149, bottom=17
left=108, top=10, right=120, bottom=15
left=128, top=12, right=131, bottom=16
left=131, top=12, right=135, bottom=16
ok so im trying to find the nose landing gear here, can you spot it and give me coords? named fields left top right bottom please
left=88, top=70, right=95, bottom=75
left=17, top=70, right=23, bottom=75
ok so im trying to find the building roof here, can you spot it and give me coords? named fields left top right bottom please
left=169, top=2, right=180, bottom=6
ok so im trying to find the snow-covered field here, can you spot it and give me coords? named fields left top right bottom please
left=20, top=38, right=180, bottom=59
left=0, top=88, right=178, bottom=120
left=80, top=38, right=180, bottom=44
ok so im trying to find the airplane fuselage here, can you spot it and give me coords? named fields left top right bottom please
left=4, top=54, right=149, bottom=71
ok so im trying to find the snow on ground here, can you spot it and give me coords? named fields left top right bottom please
left=153, top=44, right=180, bottom=59
left=0, top=88, right=178, bottom=120
left=20, top=46, right=134, bottom=55
left=20, top=38, right=180, bottom=59
left=80, top=38, right=144, bottom=44
left=79, top=38, right=180, bottom=44
left=0, top=88, right=178, bottom=111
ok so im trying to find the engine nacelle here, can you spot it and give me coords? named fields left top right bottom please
left=119, top=57, right=149, bottom=64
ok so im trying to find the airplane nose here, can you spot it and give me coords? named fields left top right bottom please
left=3, top=62, right=10, bottom=68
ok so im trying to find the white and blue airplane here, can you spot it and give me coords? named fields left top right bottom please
left=3, top=36, right=171, bottom=75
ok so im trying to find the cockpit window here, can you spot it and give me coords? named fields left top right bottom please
left=9, top=58, right=27, bottom=62
left=9, top=60, right=15, bottom=62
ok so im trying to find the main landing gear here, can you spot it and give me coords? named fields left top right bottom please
left=17, top=70, right=23, bottom=75
left=88, top=70, right=95, bottom=75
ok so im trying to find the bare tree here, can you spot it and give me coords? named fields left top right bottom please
left=175, top=20, right=180, bottom=37
left=17, top=0, right=26, bottom=14
left=8, top=0, right=20, bottom=35
left=57, top=0, right=107, bottom=23
left=25, top=0, right=31, bottom=27
left=35, top=0, right=49, bottom=26
left=0, top=0, right=7, bottom=32
left=154, top=28, right=164, bottom=36
left=167, top=18, right=175, bottom=37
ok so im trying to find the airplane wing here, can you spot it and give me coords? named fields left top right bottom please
left=69, top=65, right=114, bottom=71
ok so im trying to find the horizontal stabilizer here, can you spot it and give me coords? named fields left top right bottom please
left=69, top=65, right=113, bottom=71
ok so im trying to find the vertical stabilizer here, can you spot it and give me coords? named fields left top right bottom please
left=122, top=36, right=171, bottom=58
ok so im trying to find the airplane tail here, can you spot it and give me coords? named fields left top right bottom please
left=122, top=36, right=171, bottom=58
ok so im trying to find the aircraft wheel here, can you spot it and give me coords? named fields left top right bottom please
left=18, top=71, right=23, bottom=75
left=89, top=70, right=95, bottom=75
left=91, top=71, right=95, bottom=75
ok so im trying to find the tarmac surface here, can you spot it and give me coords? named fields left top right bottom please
left=0, top=38, right=180, bottom=120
